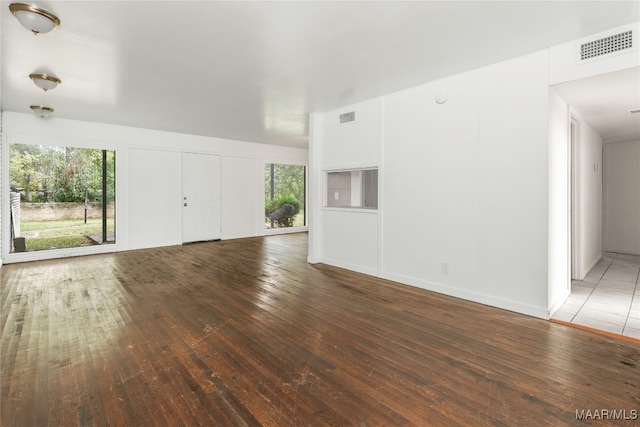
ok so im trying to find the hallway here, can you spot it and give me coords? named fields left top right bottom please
left=553, top=252, right=640, bottom=339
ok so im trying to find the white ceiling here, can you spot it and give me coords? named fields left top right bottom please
left=1, top=1, right=639, bottom=149
left=553, top=66, right=640, bottom=144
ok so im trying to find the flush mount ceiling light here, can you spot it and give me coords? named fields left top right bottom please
left=30, top=105, right=54, bottom=118
left=9, top=3, right=60, bottom=35
left=29, top=73, right=61, bottom=91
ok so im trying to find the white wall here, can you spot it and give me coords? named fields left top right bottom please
left=385, top=51, right=550, bottom=318
left=310, top=50, right=551, bottom=318
left=321, top=210, right=378, bottom=276
left=129, top=148, right=182, bottom=249
left=323, top=99, right=380, bottom=169
left=547, top=93, right=603, bottom=313
left=220, top=156, right=262, bottom=240
left=310, top=99, right=381, bottom=276
left=1, top=112, right=308, bottom=262
left=548, top=88, right=570, bottom=314
left=603, top=140, right=640, bottom=255
left=307, top=112, right=324, bottom=264
left=382, top=66, right=479, bottom=299
left=576, top=117, right=603, bottom=272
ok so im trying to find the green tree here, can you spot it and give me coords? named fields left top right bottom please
left=10, top=144, right=115, bottom=203
left=264, top=163, right=305, bottom=228
left=264, top=164, right=305, bottom=205
left=10, top=144, right=44, bottom=201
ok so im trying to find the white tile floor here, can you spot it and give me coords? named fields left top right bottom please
left=552, top=252, right=640, bottom=339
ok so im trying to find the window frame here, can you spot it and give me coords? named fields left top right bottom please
left=3, top=139, right=119, bottom=263
left=324, top=167, right=378, bottom=210
left=263, top=162, right=308, bottom=235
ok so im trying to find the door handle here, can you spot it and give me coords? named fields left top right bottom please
left=184, top=203, right=187, bottom=207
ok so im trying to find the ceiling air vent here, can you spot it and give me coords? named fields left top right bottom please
left=580, top=30, right=633, bottom=61
left=339, top=111, right=355, bottom=124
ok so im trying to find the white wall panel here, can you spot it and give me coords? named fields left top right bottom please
left=312, top=98, right=382, bottom=274
left=221, top=156, right=261, bottom=240
left=323, top=99, right=380, bottom=169
left=603, top=140, right=640, bottom=255
left=378, top=50, right=551, bottom=317
left=579, top=121, right=603, bottom=268
left=476, top=51, right=550, bottom=314
left=128, top=148, right=182, bottom=249
left=382, top=70, right=479, bottom=291
left=308, top=113, right=324, bottom=264
left=322, top=210, right=378, bottom=275
left=547, top=88, right=570, bottom=313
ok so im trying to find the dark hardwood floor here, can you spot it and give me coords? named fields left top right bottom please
left=1, top=233, right=638, bottom=426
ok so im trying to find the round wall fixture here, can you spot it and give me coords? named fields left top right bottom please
left=9, top=3, right=60, bottom=35
left=435, top=91, right=448, bottom=104
left=30, top=105, right=54, bottom=118
left=30, top=73, right=61, bottom=91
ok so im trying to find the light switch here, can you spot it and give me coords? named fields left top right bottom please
left=334, top=191, right=339, bottom=200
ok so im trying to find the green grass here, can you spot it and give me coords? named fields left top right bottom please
left=19, top=218, right=114, bottom=252
left=26, top=235, right=94, bottom=251
left=21, top=218, right=102, bottom=231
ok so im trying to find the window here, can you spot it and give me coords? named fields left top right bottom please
left=9, top=144, right=115, bottom=253
left=264, top=163, right=306, bottom=229
left=326, top=168, right=378, bottom=209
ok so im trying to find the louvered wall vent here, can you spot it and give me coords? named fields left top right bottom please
left=339, top=111, right=355, bottom=124
left=580, top=30, right=633, bottom=61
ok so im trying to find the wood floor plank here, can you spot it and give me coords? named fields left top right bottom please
left=1, top=233, right=639, bottom=426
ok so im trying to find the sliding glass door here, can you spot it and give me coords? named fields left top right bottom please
left=9, top=144, right=115, bottom=253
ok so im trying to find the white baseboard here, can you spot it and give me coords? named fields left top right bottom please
left=316, top=258, right=379, bottom=278
left=379, top=271, right=550, bottom=320
left=583, top=253, right=603, bottom=277
left=548, top=287, right=571, bottom=317
left=308, top=258, right=549, bottom=319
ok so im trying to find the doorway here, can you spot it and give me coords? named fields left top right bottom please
left=551, top=66, right=639, bottom=339
left=8, top=143, right=116, bottom=253
left=182, top=153, right=221, bottom=243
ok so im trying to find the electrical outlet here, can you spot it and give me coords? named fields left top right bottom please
left=441, top=262, right=449, bottom=275
left=334, top=191, right=339, bottom=200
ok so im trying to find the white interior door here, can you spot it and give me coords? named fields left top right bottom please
left=182, top=153, right=221, bottom=243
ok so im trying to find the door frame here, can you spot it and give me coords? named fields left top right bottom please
left=182, top=152, right=221, bottom=243
left=570, top=114, right=583, bottom=281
